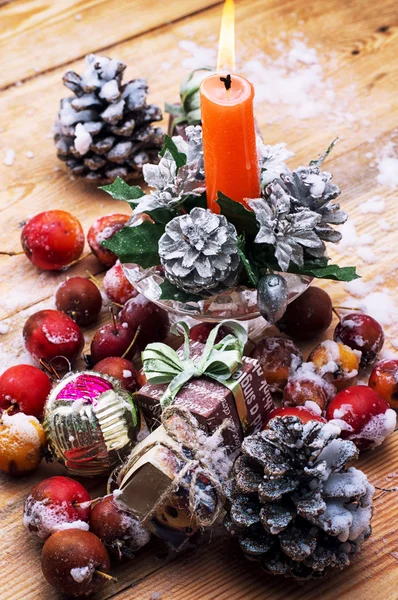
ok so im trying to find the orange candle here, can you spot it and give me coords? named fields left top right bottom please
left=200, top=73, right=260, bottom=212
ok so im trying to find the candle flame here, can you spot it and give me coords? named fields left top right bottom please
left=217, top=0, right=235, bottom=72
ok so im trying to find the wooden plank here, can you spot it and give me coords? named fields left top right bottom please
left=0, top=0, right=397, bottom=322
left=0, top=0, right=223, bottom=89
left=85, top=434, right=398, bottom=600
left=0, top=0, right=397, bottom=598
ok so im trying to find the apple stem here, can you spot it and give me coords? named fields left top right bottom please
left=85, top=269, right=102, bottom=289
left=333, top=305, right=362, bottom=312
left=109, top=306, right=118, bottom=334
left=112, top=301, right=124, bottom=309
left=0, top=250, right=24, bottom=256
left=122, top=325, right=141, bottom=359
left=95, top=570, right=117, bottom=583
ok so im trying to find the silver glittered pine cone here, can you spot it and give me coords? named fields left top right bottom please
left=224, top=416, right=374, bottom=580
left=158, top=207, right=241, bottom=295
left=275, top=166, right=347, bottom=251
left=53, top=54, right=164, bottom=184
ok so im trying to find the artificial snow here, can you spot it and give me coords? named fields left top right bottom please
left=356, top=246, right=376, bottom=264
left=377, top=218, right=391, bottom=231
left=359, top=197, right=385, bottom=214
left=74, top=123, right=93, bottom=155
left=1, top=413, right=41, bottom=447
left=70, top=565, right=93, bottom=583
left=178, top=40, right=216, bottom=70
left=376, top=143, right=398, bottom=189
left=3, top=149, right=15, bottom=166
left=0, top=323, right=9, bottom=334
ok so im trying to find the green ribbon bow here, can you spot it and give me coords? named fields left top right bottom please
left=142, top=320, right=248, bottom=409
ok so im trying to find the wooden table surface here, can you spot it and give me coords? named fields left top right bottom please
left=1, top=0, right=398, bottom=598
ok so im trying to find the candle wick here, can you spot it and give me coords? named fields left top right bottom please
left=220, top=74, right=232, bottom=90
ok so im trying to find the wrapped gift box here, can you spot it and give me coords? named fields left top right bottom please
left=137, top=341, right=274, bottom=452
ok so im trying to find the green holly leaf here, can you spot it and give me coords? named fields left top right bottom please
left=183, top=191, right=207, bottom=212
left=159, top=135, right=187, bottom=173
left=216, top=192, right=259, bottom=236
left=237, top=235, right=259, bottom=287
left=99, top=177, right=145, bottom=205
left=144, top=208, right=177, bottom=226
left=287, top=262, right=360, bottom=282
left=101, top=221, right=164, bottom=268
left=159, top=280, right=202, bottom=302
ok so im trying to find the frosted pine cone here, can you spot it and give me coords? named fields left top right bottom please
left=225, top=416, right=374, bottom=580
left=276, top=166, right=347, bottom=250
left=54, top=54, right=164, bottom=183
left=158, top=207, right=241, bottom=295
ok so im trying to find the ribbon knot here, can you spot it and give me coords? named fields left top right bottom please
left=142, top=320, right=248, bottom=408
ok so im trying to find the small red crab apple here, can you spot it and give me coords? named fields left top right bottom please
left=90, top=311, right=136, bottom=363
left=369, top=359, right=398, bottom=409
left=264, top=406, right=326, bottom=427
left=103, top=260, right=138, bottom=305
left=277, top=286, right=333, bottom=341
left=251, top=337, right=302, bottom=393
left=93, top=357, right=138, bottom=393
left=21, top=210, right=84, bottom=270
left=0, top=412, right=46, bottom=475
left=89, top=495, right=151, bottom=559
left=283, top=364, right=337, bottom=412
left=334, top=313, right=385, bottom=368
left=55, top=277, right=102, bottom=325
left=23, top=309, right=84, bottom=368
left=119, top=294, right=170, bottom=351
left=326, top=385, right=396, bottom=450
left=87, top=213, right=129, bottom=267
left=41, top=529, right=113, bottom=598
left=308, top=340, right=361, bottom=391
left=24, top=476, right=91, bottom=541
left=189, top=322, right=229, bottom=344
left=0, top=364, right=52, bottom=419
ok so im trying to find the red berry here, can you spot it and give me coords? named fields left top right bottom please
left=189, top=323, right=228, bottom=344
left=55, top=277, right=102, bottom=326
left=277, top=287, right=333, bottom=341
left=90, top=322, right=135, bottom=364
left=87, top=214, right=129, bottom=267
left=334, top=313, right=384, bottom=368
left=24, top=476, right=91, bottom=541
left=21, top=210, right=84, bottom=271
left=103, top=260, right=138, bottom=305
left=283, top=368, right=336, bottom=412
left=326, top=385, right=396, bottom=450
left=251, top=337, right=302, bottom=392
left=0, top=364, right=51, bottom=419
left=119, top=295, right=169, bottom=351
left=89, top=495, right=150, bottom=559
left=93, top=357, right=138, bottom=393
left=23, top=310, right=84, bottom=368
left=369, top=359, right=398, bottom=409
left=41, top=529, right=110, bottom=597
left=264, top=406, right=326, bottom=427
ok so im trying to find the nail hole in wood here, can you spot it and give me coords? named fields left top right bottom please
left=352, top=49, right=360, bottom=55
left=378, top=25, right=389, bottom=32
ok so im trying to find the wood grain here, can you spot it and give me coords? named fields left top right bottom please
left=0, top=0, right=223, bottom=89
left=0, top=0, right=398, bottom=598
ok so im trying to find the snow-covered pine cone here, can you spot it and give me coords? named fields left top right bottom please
left=276, top=166, right=347, bottom=249
left=54, top=54, right=164, bottom=184
left=225, top=416, right=374, bottom=580
left=158, top=207, right=241, bottom=295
